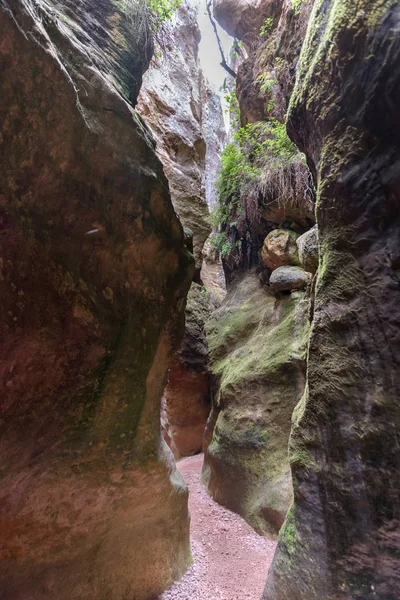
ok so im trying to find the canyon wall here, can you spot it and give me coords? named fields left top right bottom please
left=203, top=274, right=309, bottom=535
left=0, top=1, right=194, bottom=598
left=163, top=282, right=212, bottom=459
left=263, top=1, right=400, bottom=598
left=203, top=0, right=315, bottom=535
left=138, top=0, right=226, bottom=458
left=137, top=0, right=225, bottom=269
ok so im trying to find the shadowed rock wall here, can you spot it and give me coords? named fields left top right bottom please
left=263, top=1, right=400, bottom=598
left=0, top=1, right=194, bottom=598
left=163, top=283, right=212, bottom=458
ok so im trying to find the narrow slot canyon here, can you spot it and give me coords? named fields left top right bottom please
left=0, top=1, right=399, bottom=600
left=157, top=454, right=276, bottom=600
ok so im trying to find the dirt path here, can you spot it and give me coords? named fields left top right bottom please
left=158, top=454, right=277, bottom=600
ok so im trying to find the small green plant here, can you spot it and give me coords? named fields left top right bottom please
left=260, top=17, right=273, bottom=37
left=274, top=57, right=285, bottom=71
left=125, top=0, right=182, bottom=41
left=223, top=90, right=241, bottom=128
left=291, top=0, right=303, bottom=15
left=210, top=232, right=233, bottom=258
left=256, top=71, right=276, bottom=94
left=211, top=119, right=309, bottom=265
left=231, top=39, right=243, bottom=60
left=145, top=0, right=181, bottom=24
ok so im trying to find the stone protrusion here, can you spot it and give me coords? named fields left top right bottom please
left=296, top=225, right=319, bottom=275
left=263, top=1, right=400, bottom=599
left=261, top=229, right=301, bottom=270
left=269, top=266, right=311, bottom=293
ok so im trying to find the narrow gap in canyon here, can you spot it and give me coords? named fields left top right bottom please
left=157, top=454, right=276, bottom=600
left=1, top=1, right=399, bottom=600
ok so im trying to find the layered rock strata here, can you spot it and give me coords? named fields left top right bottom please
left=0, top=1, right=194, bottom=598
left=263, top=1, right=400, bottom=598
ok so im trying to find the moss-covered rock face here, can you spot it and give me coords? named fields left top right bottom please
left=0, top=1, right=194, bottom=598
left=202, top=273, right=309, bottom=536
left=163, top=283, right=212, bottom=458
left=263, top=1, right=400, bottom=599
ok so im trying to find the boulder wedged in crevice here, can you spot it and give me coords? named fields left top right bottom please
left=263, top=1, right=400, bottom=599
left=202, top=272, right=310, bottom=536
left=0, top=1, right=194, bottom=598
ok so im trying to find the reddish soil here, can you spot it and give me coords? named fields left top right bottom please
left=158, top=454, right=277, bottom=600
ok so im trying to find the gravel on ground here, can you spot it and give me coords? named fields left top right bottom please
left=157, top=453, right=277, bottom=600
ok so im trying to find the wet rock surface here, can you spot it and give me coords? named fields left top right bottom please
left=263, top=1, right=400, bottom=599
left=0, top=1, right=194, bottom=598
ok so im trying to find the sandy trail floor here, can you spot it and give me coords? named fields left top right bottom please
left=158, top=454, right=277, bottom=600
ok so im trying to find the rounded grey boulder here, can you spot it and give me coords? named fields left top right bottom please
left=296, top=225, right=319, bottom=274
left=270, top=266, right=312, bottom=293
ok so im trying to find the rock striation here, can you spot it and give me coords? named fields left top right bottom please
left=0, top=1, right=194, bottom=599
left=263, top=1, right=400, bottom=599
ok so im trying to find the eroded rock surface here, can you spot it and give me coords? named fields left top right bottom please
left=269, top=266, right=311, bottom=293
left=204, top=0, right=315, bottom=538
left=261, top=229, right=300, bottom=271
left=200, top=235, right=227, bottom=307
left=213, top=0, right=278, bottom=47
left=137, top=1, right=225, bottom=269
left=163, top=283, right=212, bottom=458
left=263, top=1, right=400, bottom=599
left=203, top=273, right=309, bottom=536
left=0, top=1, right=194, bottom=598
left=235, top=0, right=314, bottom=125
